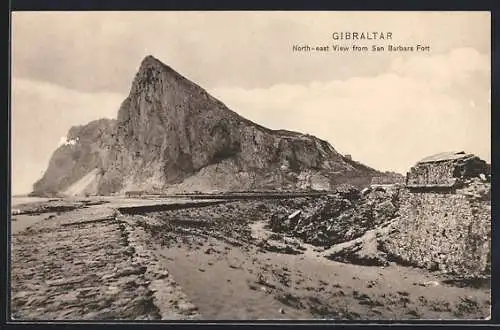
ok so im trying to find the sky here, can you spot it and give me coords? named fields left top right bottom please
left=11, top=11, right=491, bottom=195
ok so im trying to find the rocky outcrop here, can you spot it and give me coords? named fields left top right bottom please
left=32, top=119, right=116, bottom=196
left=269, top=185, right=401, bottom=247
left=32, top=56, right=383, bottom=196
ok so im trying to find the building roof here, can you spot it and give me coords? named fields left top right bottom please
left=417, top=151, right=474, bottom=164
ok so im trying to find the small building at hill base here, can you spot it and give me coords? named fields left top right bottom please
left=125, top=190, right=147, bottom=198
left=406, top=151, right=490, bottom=189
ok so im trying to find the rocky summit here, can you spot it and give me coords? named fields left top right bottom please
left=32, top=55, right=386, bottom=196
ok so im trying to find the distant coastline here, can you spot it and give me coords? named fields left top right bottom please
left=11, top=196, right=52, bottom=207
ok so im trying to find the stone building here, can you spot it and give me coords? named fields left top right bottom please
left=406, top=151, right=490, bottom=189
left=381, top=151, right=491, bottom=277
left=125, top=190, right=146, bottom=198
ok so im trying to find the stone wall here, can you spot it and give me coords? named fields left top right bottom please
left=406, top=162, right=456, bottom=186
left=380, top=185, right=490, bottom=277
left=371, top=173, right=405, bottom=185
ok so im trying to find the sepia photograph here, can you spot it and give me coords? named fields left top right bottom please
left=10, top=11, right=491, bottom=321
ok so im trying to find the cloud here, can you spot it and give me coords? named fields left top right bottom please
left=11, top=78, right=124, bottom=195
left=12, top=11, right=490, bottom=94
left=210, top=48, right=491, bottom=174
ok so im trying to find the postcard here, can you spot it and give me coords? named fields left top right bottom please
left=10, top=11, right=491, bottom=321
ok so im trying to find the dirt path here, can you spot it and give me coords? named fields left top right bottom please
left=152, top=220, right=490, bottom=320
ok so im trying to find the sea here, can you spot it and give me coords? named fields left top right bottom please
left=11, top=196, right=52, bottom=208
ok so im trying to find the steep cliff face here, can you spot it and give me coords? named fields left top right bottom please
left=32, top=119, right=116, bottom=196
left=33, top=55, right=382, bottom=196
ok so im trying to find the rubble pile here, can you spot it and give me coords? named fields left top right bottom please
left=140, top=199, right=311, bottom=251
left=269, top=185, right=401, bottom=247
left=456, top=177, right=491, bottom=200
left=325, top=229, right=390, bottom=266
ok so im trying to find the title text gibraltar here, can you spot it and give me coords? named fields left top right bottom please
left=332, top=32, right=393, bottom=40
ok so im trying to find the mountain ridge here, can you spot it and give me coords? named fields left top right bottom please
left=32, top=55, right=394, bottom=196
